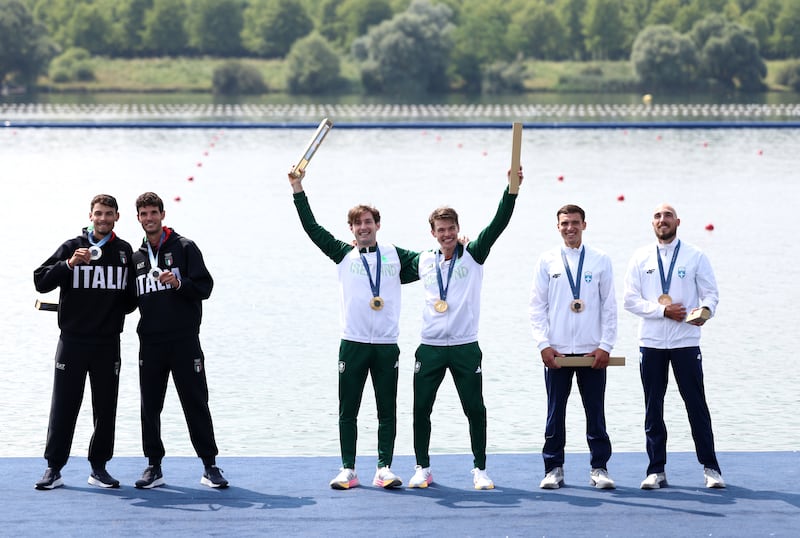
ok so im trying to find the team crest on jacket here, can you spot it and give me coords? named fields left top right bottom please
left=584, top=271, right=592, bottom=283
left=678, top=267, right=686, bottom=278
left=165, top=252, right=174, bottom=267
left=338, top=361, right=346, bottom=373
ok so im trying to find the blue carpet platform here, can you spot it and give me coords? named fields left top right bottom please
left=2, top=452, right=798, bottom=537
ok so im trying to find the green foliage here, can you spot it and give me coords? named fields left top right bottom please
left=0, top=0, right=59, bottom=86
left=451, top=0, right=513, bottom=65
left=772, top=0, right=800, bottom=58
left=186, top=0, right=243, bottom=56
left=557, top=0, right=588, bottom=60
left=48, top=46, right=95, bottom=82
left=285, top=33, right=343, bottom=94
left=242, top=0, right=313, bottom=58
left=481, top=58, right=526, bottom=94
left=212, top=60, right=267, bottom=95
left=508, top=1, right=569, bottom=60
left=583, top=0, right=630, bottom=60
left=142, top=0, right=189, bottom=56
left=334, top=0, right=394, bottom=49
left=113, top=0, right=152, bottom=55
left=631, top=25, right=699, bottom=89
left=65, top=2, right=112, bottom=54
left=691, top=14, right=767, bottom=90
left=352, top=0, right=455, bottom=94
left=774, top=59, right=800, bottom=90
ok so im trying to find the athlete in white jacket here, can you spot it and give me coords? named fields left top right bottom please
left=623, top=203, right=725, bottom=490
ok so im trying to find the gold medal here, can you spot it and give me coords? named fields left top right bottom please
left=434, top=299, right=448, bottom=313
left=570, top=299, right=585, bottom=313
left=658, top=294, right=672, bottom=305
left=370, top=297, right=384, bottom=311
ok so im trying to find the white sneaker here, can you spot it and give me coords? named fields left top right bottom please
left=373, top=466, right=402, bottom=488
left=472, top=468, right=494, bottom=490
left=539, top=467, right=564, bottom=489
left=640, top=472, right=667, bottom=490
left=329, top=468, right=359, bottom=490
left=704, top=468, right=726, bottom=488
left=408, top=465, right=433, bottom=488
left=590, top=468, right=616, bottom=489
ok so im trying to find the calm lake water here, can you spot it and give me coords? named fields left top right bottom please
left=2, top=122, right=798, bottom=463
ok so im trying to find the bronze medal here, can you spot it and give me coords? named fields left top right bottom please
left=657, top=294, right=672, bottom=305
left=434, top=299, right=448, bottom=313
left=370, top=296, right=384, bottom=311
left=570, top=299, right=585, bottom=313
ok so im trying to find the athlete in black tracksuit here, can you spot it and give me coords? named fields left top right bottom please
left=33, top=195, right=136, bottom=490
left=132, top=194, right=225, bottom=488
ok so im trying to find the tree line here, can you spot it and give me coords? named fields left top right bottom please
left=3, top=0, right=800, bottom=94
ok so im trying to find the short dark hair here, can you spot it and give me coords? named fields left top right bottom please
left=428, top=206, right=459, bottom=230
left=91, top=194, right=118, bottom=211
left=135, top=192, right=164, bottom=213
left=556, top=204, right=585, bottom=222
left=347, top=204, right=380, bottom=225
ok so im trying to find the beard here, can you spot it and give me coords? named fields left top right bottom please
left=656, top=228, right=676, bottom=242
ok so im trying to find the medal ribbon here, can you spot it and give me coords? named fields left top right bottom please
left=561, top=246, right=585, bottom=301
left=146, top=230, right=166, bottom=271
left=435, top=247, right=459, bottom=302
left=87, top=227, right=113, bottom=249
left=359, top=245, right=381, bottom=299
left=657, top=240, right=681, bottom=295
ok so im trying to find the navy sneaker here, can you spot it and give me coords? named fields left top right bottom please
left=35, top=467, right=63, bottom=490
left=89, top=468, right=120, bottom=488
left=135, top=465, right=165, bottom=489
left=201, top=466, right=229, bottom=488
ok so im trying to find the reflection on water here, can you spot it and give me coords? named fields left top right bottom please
left=1, top=125, right=798, bottom=461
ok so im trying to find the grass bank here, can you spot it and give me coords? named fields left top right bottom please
left=38, top=56, right=792, bottom=94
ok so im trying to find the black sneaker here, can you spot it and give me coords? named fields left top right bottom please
left=35, top=467, right=64, bottom=490
left=201, top=466, right=229, bottom=488
left=134, top=465, right=165, bottom=489
left=88, top=468, right=120, bottom=488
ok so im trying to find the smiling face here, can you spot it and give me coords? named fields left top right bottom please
left=558, top=212, right=586, bottom=249
left=652, top=203, right=680, bottom=243
left=89, top=203, right=119, bottom=238
left=349, top=210, right=380, bottom=249
left=431, top=218, right=459, bottom=254
left=137, top=204, right=165, bottom=237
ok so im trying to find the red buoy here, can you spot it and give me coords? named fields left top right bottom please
left=187, top=176, right=194, bottom=182
left=705, top=223, right=715, bottom=231
left=557, top=175, right=564, bottom=182
left=174, top=196, right=182, bottom=202
left=617, top=194, right=625, bottom=202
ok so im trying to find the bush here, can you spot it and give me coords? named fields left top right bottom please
left=212, top=61, right=267, bottom=95
left=285, top=33, right=343, bottom=94
left=48, top=47, right=96, bottom=83
left=775, top=61, right=800, bottom=91
left=482, top=59, right=526, bottom=94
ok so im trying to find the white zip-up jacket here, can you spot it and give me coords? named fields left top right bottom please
left=418, top=248, right=483, bottom=346
left=529, top=244, right=617, bottom=354
left=623, top=238, right=718, bottom=349
left=338, top=245, right=403, bottom=344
